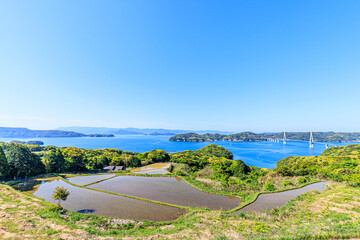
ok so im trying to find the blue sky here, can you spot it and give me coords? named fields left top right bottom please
left=0, top=0, right=359, bottom=132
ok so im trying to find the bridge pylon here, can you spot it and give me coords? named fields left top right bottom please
left=309, top=130, right=314, bottom=148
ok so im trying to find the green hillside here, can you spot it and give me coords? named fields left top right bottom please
left=276, top=144, right=360, bottom=186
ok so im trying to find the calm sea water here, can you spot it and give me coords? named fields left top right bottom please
left=1, top=135, right=357, bottom=169
left=89, top=175, right=240, bottom=210
left=32, top=179, right=185, bottom=221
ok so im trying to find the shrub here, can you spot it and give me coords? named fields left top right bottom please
left=282, top=180, right=294, bottom=187
left=298, top=177, right=307, bottom=184
left=264, top=182, right=275, bottom=191
left=334, top=168, right=355, bottom=176
left=270, top=207, right=280, bottom=216
left=197, top=165, right=214, bottom=178
left=52, top=187, right=70, bottom=208
left=190, top=172, right=197, bottom=180
left=175, top=170, right=187, bottom=176
left=168, top=164, right=174, bottom=172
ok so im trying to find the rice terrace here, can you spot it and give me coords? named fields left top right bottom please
left=12, top=171, right=329, bottom=219
left=1, top=0, right=360, bottom=239
left=2, top=142, right=360, bottom=239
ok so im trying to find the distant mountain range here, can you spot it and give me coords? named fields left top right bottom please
left=57, top=126, right=234, bottom=136
left=0, top=126, right=235, bottom=139
left=0, top=127, right=114, bottom=138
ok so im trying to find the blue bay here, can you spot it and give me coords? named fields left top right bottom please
left=1, top=135, right=357, bottom=169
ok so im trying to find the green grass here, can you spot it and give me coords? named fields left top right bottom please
left=2, top=173, right=360, bottom=239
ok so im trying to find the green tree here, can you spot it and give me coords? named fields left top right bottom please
left=0, top=148, right=8, bottom=179
left=62, top=147, right=86, bottom=171
left=91, top=156, right=108, bottom=170
left=145, top=150, right=170, bottom=163
left=200, top=144, right=233, bottom=159
left=230, top=159, right=250, bottom=179
left=264, top=182, right=275, bottom=191
left=210, top=157, right=234, bottom=182
left=6, top=144, right=45, bottom=178
left=129, top=155, right=142, bottom=167
left=52, top=186, right=70, bottom=208
left=170, top=144, right=233, bottom=170
left=43, top=149, right=66, bottom=173
left=109, top=156, right=123, bottom=166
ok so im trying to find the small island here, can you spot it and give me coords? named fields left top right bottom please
left=87, top=134, right=114, bottom=137
left=10, top=140, right=44, bottom=145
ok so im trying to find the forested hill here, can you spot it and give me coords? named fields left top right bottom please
left=169, top=132, right=360, bottom=143
left=276, top=144, right=360, bottom=184
left=0, top=127, right=114, bottom=138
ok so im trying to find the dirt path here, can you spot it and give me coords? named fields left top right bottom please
left=131, top=163, right=170, bottom=174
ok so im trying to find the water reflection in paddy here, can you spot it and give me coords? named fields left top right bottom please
left=236, top=182, right=329, bottom=213
left=67, top=174, right=115, bottom=185
left=88, top=176, right=240, bottom=210
left=33, top=179, right=185, bottom=221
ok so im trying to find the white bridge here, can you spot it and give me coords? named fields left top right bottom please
left=267, top=131, right=337, bottom=149
left=309, top=130, right=314, bottom=148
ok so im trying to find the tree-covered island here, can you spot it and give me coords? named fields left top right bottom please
left=169, top=131, right=360, bottom=142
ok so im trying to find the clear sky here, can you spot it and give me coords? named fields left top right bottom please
left=0, top=0, right=359, bottom=132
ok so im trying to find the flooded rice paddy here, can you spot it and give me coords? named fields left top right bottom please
left=88, top=176, right=240, bottom=210
left=236, top=182, right=329, bottom=213
left=14, top=174, right=328, bottom=221
left=66, top=174, right=115, bottom=185
left=32, top=179, right=185, bottom=221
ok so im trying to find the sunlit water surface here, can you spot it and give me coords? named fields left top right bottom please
left=32, top=179, right=186, bottom=221
left=67, top=174, right=115, bottom=185
left=236, top=182, right=329, bottom=213
left=1, top=135, right=357, bottom=168
left=89, top=176, right=240, bottom=210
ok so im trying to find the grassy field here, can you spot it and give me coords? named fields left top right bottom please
left=1, top=181, right=360, bottom=239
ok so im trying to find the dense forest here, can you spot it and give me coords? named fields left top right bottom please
left=169, top=144, right=360, bottom=191
left=276, top=144, right=360, bottom=186
left=169, top=131, right=360, bottom=142
left=0, top=142, right=254, bottom=184
left=1, top=141, right=360, bottom=190
left=168, top=144, right=264, bottom=191
left=0, top=142, right=170, bottom=179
